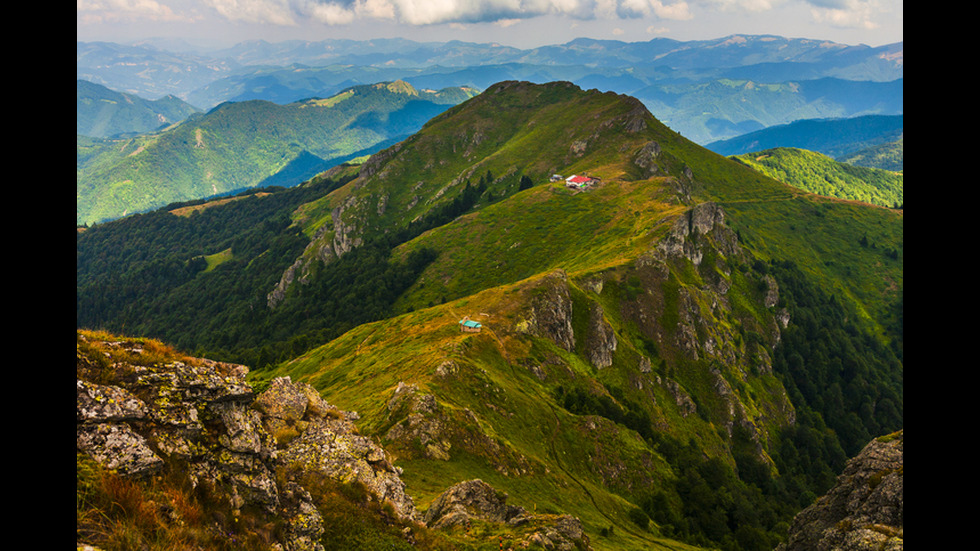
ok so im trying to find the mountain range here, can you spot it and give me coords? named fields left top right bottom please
left=77, top=80, right=902, bottom=551
left=76, top=80, right=478, bottom=225
left=707, top=114, right=904, bottom=160
left=78, top=35, right=902, bottom=144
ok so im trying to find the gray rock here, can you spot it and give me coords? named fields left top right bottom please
left=778, top=431, right=903, bottom=551
left=424, top=479, right=591, bottom=550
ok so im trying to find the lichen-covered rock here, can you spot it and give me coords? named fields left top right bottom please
left=777, top=431, right=903, bottom=551
left=76, top=336, right=281, bottom=514
left=76, top=334, right=416, bottom=550
left=265, top=376, right=419, bottom=521
left=278, top=481, right=326, bottom=551
left=76, top=422, right=164, bottom=476
left=525, top=514, right=590, bottom=551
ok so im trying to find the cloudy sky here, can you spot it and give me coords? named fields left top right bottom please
left=77, top=0, right=902, bottom=49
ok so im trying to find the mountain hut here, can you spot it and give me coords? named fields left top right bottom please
left=458, top=316, right=483, bottom=333
left=565, top=175, right=596, bottom=189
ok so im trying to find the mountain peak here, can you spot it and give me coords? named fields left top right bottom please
left=375, top=79, right=418, bottom=95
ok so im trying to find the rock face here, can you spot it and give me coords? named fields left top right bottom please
left=76, top=333, right=418, bottom=551
left=777, top=431, right=904, bottom=551
left=515, top=270, right=576, bottom=352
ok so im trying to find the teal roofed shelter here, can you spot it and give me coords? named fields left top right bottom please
left=459, top=316, right=483, bottom=333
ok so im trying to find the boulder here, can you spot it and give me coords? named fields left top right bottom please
left=424, top=479, right=591, bottom=550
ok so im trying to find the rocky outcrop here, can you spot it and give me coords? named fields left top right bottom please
left=655, top=201, right=741, bottom=266
left=424, top=479, right=525, bottom=528
left=584, top=302, right=617, bottom=369
left=632, top=140, right=662, bottom=178
left=777, top=431, right=903, bottom=551
left=76, top=333, right=417, bottom=550
left=383, top=381, right=454, bottom=461
left=268, top=194, right=363, bottom=308
left=515, top=270, right=576, bottom=352
left=256, top=376, right=419, bottom=521
left=382, top=382, right=534, bottom=477
left=424, top=479, right=591, bottom=551
left=76, top=341, right=282, bottom=515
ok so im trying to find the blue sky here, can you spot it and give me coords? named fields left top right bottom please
left=77, top=0, right=902, bottom=49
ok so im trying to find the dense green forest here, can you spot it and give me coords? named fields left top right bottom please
left=77, top=168, right=517, bottom=368
left=731, top=148, right=903, bottom=208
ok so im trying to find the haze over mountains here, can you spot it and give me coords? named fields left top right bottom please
left=78, top=34, right=902, bottom=145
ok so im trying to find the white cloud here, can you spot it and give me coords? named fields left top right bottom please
left=78, top=0, right=901, bottom=40
left=77, top=0, right=191, bottom=23
left=204, top=0, right=297, bottom=25
left=809, top=3, right=877, bottom=29
left=277, top=0, right=675, bottom=27
left=691, top=0, right=783, bottom=13
left=617, top=0, right=692, bottom=20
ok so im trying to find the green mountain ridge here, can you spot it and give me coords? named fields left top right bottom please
left=76, top=80, right=478, bottom=226
left=80, top=36, right=902, bottom=147
left=76, top=81, right=902, bottom=550
left=730, top=147, right=903, bottom=208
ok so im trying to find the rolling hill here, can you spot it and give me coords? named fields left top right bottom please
left=76, top=81, right=478, bottom=226
left=730, top=147, right=903, bottom=207
left=77, top=79, right=201, bottom=138
left=76, top=81, right=902, bottom=550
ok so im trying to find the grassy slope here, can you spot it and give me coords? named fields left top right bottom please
left=250, top=277, right=704, bottom=551
left=248, top=82, right=901, bottom=550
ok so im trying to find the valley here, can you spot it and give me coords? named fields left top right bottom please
left=77, top=78, right=902, bottom=551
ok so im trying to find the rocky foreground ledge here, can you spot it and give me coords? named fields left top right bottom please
left=76, top=331, right=591, bottom=551
left=777, top=430, right=903, bottom=551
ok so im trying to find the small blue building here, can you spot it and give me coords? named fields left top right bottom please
left=459, top=316, right=483, bottom=332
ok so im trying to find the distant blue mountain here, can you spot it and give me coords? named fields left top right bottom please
left=705, top=114, right=904, bottom=158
